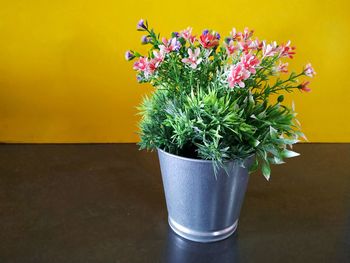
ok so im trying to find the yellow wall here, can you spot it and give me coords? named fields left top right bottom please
left=0, top=0, right=349, bottom=143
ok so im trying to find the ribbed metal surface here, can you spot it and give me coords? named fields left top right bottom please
left=157, top=148, right=254, bottom=243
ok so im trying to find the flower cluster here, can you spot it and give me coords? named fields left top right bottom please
left=125, top=19, right=316, bottom=180
left=126, top=20, right=315, bottom=93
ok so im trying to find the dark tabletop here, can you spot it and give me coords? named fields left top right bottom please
left=0, top=143, right=349, bottom=263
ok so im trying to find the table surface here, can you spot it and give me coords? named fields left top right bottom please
left=0, top=143, right=349, bottom=263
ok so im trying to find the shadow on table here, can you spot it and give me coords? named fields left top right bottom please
left=161, top=226, right=239, bottom=263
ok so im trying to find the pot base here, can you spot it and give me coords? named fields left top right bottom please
left=168, top=217, right=238, bottom=243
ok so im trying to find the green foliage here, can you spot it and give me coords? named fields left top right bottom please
left=138, top=77, right=302, bottom=180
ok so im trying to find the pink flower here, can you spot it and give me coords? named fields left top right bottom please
left=277, top=62, right=289, bottom=73
left=199, top=30, right=220, bottom=49
left=147, top=59, right=157, bottom=74
left=262, top=41, right=279, bottom=58
left=251, top=39, right=263, bottom=50
left=133, top=57, right=148, bottom=71
left=279, top=41, right=296, bottom=58
left=238, top=40, right=255, bottom=54
left=133, top=57, right=157, bottom=77
left=230, top=28, right=242, bottom=41
left=230, top=27, right=253, bottom=41
left=152, top=50, right=165, bottom=67
left=304, top=63, right=316, bottom=77
left=227, top=63, right=251, bottom=88
left=181, top=48, right=202, bottom=69
left=159, top=37, right=181, bottom=53
left=242, top=27, right=254, bottom=40
left=225, top=40, right=238, bottom=55
left=180, top=27, right=192, bottom=39
left=180, top=27, right=196, bottom=44
left=240, top=53, right=260, bottom=74
left=300, top=81, right=311, bottom=92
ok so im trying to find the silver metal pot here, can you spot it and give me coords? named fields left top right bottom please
left=157, top=148, right=254, bottom=243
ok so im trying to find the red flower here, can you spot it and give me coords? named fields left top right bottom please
left=199, top=30, right=220, bottom=49
left=238, top=40, right=255, bottom=54
left=225, top=40, right=238, bottom=55
left=279, top=41, right=296, bottom=59
left=300, top=81, right=311, bottom=92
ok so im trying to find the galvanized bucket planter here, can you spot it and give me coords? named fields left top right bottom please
left=157, top=148, right=254, bottom=243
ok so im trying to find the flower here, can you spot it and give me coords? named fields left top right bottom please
left=251, top=39, right=263, bottom=50
left=137, top=19, right=147, bottom=30
left=159, top=37, right=181, bottom=53
left=300, top=81, right=311, bottom=92
left=125, top=50, right=135, bottom=61
left=240, top=53, right=260, bottom=74
left=238, top=40, right=255, bottom=54
left=180, top=27, right=191, bottom=39
left=147, top=59, right=157, bottom=74
left=242, top=27, right=254, bottom=40
left=180, top=27, right=196, bottom=44
left=225, top=40, right=238, bottom=55
left=133, top=57, right=158, bottom=77
left=228, top=63, right=251, bottom=88
left=279, top=41, right=296, bottom=58
left=152, top=50, right=165, bottom=67
left=230, top=27, right=253, bottom=42
left=262, top=41, right=279, bottom=58
left=304, top=63, right=316, bottom=77
left=276, top=62, right=289, bottom=73
left=230, top=28, right=242, bottom=41
left=199, top=30, right=220, bottom=49
left=141, top=35, right=151, bottom=45
left=136, top=74, right=143, bottom=82
left=181, top=48, right=202, bottom=69
left=133, top=57, right=148, bottom=71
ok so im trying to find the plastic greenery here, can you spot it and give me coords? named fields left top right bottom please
left=125, top=19, right=316, bottom=180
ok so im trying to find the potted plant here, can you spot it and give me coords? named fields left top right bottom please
left=125, top=19, right=315, bottom=242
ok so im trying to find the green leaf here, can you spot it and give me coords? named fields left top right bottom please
left=249, top=157, right=259, bottom=174
left=281, top=149, right=300, bottom=158
left=250, top=139, right=260, bottom=147
left=269, top=156, right=285, bottom=164
left=262, top=161, right=271, bottom=181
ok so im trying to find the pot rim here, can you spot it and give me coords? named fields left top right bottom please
left=157, top=147, right=255, bottom=164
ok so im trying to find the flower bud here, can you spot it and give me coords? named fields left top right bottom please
left=277, top=95, right=284, bottom=103
left=125, top=50, right=135, bottom=61
left=300, top=81, right=311, bottom=92
left=136, top=74, right=143, bottom=82
left=141, top=35, right=150, bottom=45
left=137, top=19, right=147, bottom=30
left=224, top=37, right=232, bottom=44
